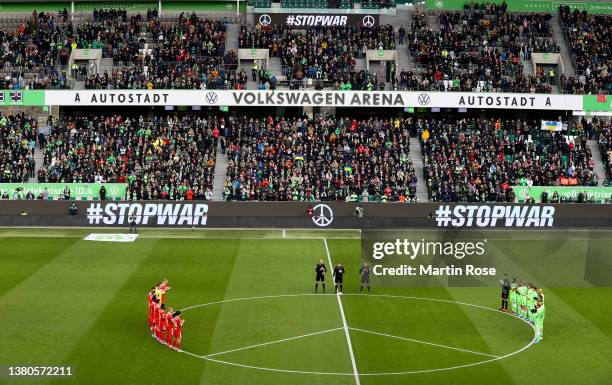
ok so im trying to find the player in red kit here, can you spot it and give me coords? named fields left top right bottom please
left=165, top=307, right=174, bottom=348
left=151, top=299, right=160, bottom=338
left=147, top=287, right=156, bottom=328
left=157, top=303, right=166, bottom=343
left=173, top=313, right=184, bottom=351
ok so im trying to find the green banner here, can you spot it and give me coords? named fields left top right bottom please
left=1, top=90, right=45, bottom=107
left=512, top=186, right=612, bottom=203
left=426, top=0, right=612, bottom=14
left=582, top=95, right=612, bottom=112
left=0, top=183, right=126, bottom=200
left=163, top=1, right=246, bottom=12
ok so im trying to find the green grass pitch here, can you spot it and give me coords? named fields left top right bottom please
left=1, top=228, right=611, bottom=385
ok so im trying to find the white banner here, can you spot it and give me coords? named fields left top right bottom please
left=45, top=90, right=584, bottom=110
left=84, top=233, right=139, bottom=242
left=540, top=120, right=567, bottom=131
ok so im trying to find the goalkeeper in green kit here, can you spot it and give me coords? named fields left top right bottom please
left=534, top=300, right=546, bottom=343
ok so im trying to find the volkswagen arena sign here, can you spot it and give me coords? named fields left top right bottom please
left=254, top=12, right=379, bottom=27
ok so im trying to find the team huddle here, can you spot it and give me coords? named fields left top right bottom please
left=147, top=279, right=185, bottom=351
left=314, top=260, right=372, bottom=294
left=500, top=275, right=546, bottom=343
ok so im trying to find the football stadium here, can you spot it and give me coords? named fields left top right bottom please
left=0, top=0, right=611, bottom=384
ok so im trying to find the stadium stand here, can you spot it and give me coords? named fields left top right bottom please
left=407, top=4, right=557, bottom=93
left=0, top=112, right=37, bottom=183
left=77, top=13, right=236, bottom=89
left=559, top=7, right=611, bottom=95
left=239, top=24, right=395, bottom=90
left=595, top=120, right=612, bottom=185
left=0, top=12, right=71, bottom=89
left=419, top=118, right=599, bottom=202
left=37, top=115, right=218, bottom=200
left=224, top=116, right=417, bottom=201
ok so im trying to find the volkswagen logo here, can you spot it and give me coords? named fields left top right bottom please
left=312, top=204, right=334, bottom=227
left=205, top=92, right=218, bottom=104
left=417, top=93, right=430, bottom=106
left=259, top=14, right=272, bottom=26
left=362, top=15, right=375, bottom=28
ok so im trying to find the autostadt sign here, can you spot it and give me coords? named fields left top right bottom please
left=43, top=90, right=587, bottom=111
left=255, top=12, right=379, bottom=27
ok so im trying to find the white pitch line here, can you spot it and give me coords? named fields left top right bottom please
left=203, top=327, right=344, bottom=358
left=323, top=238, right=361, bottom=385
left=348, top=327, right=500, bottom=358
left=179, top=293, right=335, bottom=312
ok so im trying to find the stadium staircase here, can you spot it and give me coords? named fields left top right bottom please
left=426, top=12, right=441, bottom=32
left=228, top=23, right=263, bottom=89
left=29, top=116, right=49, bottom=182
left=226, top=23, right=239, bottom=53
left=394, top=8, right=413, bottom=74
left=551, top=13, right=575, bottom=77
left=587, top=140, right=607, bottom=186
left=99, top=58, right=114, bottom=75
left=409, top=137, right=429, bottom=202
left=396, top=43, right=412, bottom=74
left=354, top=58, right=368, bottom=73
left=523, top=57, right=534, bottom=77
left=212, top=141, right=229, bottom=200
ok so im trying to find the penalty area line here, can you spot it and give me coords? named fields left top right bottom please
left=323, top=238, right=361, bottom=385
left=348, top=327, right=500, bottom=359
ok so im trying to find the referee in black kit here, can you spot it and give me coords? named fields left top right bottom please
left=333, top=263, right=346, bottom=294
left=359, top=262, right=371, bottom=294
left=315, top=259, right=327, bottom=293
left=128, top=213, right=138, bottom=234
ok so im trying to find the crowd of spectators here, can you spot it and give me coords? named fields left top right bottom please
left=38, top=114, right=219, bottom=200
left=406, top=4, right=558, bottom=93
left=0, top=12, right=71, bottom=89
left=419, top=117, right=598, bottom=202
left=75, top=12, right=233, bottom=89
left=0, top=112, right=37, bottom=182
left=91, top=8, right=158, bottom=22
left=84, top=52, right=245, bottom=90
left=224, top=116, right=417, bottom=201
left=593, top=119, right=612, bottom=185
left=239, top=24, right=395, bottom=88
left=559, top=7, right=611, bottom=95
left=0, top=68, right=69, bottom=90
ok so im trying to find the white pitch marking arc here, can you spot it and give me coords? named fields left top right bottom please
left=177, top=293, right=536, bottom=376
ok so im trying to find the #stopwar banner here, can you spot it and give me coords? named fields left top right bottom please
left=0, top=183, right=126, bottom=200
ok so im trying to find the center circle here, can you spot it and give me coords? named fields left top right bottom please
left=179, top=294, right=536, bottom=376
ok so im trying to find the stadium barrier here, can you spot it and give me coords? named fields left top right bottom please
left=0, top=201, right=611, bottom=229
